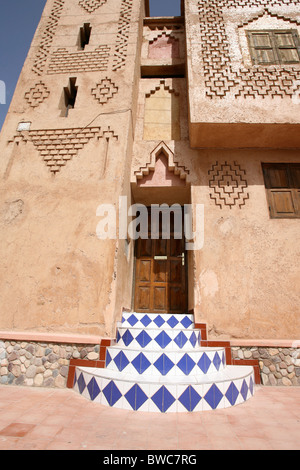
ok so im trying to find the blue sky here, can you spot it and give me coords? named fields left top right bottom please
left=0, top=0, right=181, bottom=131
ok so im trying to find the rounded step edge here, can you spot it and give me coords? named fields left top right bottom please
left=73, top=365, right=255, bottom=413
left=115, top=326, right=201, bottom=350
left=105, top=345, right=226, bottom=377
left=121, top=312, right=195, bottom=330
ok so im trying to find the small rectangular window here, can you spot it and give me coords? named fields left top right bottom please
left=247, top=30, right=300, bottom=65
left=262, top=163, right=300, bottom=218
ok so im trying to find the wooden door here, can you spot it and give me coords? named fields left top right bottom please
left=134, top=236, right=187, bottom=314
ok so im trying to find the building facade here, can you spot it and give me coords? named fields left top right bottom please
left=0, top=0, right=299, bottom=389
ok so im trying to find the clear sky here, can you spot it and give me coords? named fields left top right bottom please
left=0, top=0, right=181, bottom=131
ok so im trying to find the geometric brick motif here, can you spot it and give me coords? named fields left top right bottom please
left=197, top=0, right=300, bottom=99
left=208, top=161, right=249, bottom=209
left=32, top=0, right=65, bottom=76
left=91, top=78, right=118, bottom=105
left=24, top=81, right=50, bottom=108
left=113, top=0, right=134, bottom=71
left=48, top=46, right=110, bottom=74
left=9, top=127, right=103, bottom=175
left=78, top=0, right=107, bottom=13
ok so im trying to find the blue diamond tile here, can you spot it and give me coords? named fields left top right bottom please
left=116, top=330, right=121, bottom=343
left=122, top=329, right=134, bottom=346
left=167, top=316, right=179, bottom=328
left=140, top=314, right=151, bottom=327
left=225, top=382, right=239, bottom=406
left=125, top=384, right=148, bottom=411
left=136, top=330, right=152, bottom=348
left=127, top=314, right=138, bottom=326
left=181, top=316, right=193, bottom=328
left=241, top=379, right=248, bottom=401
left=222, top=351, right=226, bottom=365
left=105, top=350, right=112, bottom=367
left=177, top=353, right=196, bottom=375
left=151, top=386, right=175, bottom=412
left=198, top=352, right=211, bottom=374
left=132, top=352, right=151, bottom=374
left=155, top=330, right=171, bottom=349
left=154, top=353, right=175, bottom=375
left=179, top=386, right=202, bottom=412
left=213, top=352, right=222, bottom=371
left=114, top=350, right=130, bottom=371
left=174, top=331, right=188, bottom=349
left=189, top=331, right=197, bottom=347
left=87, top=377, right=101, bottom=401
left=204, top=384, right=223, bottom=409
left=77, top=373, right=86, bottom=394
left=103, top=380, right=122, bottom=407
left=154, top=315, right=165, bottom=327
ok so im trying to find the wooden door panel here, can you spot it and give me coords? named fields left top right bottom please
left=153, top=260, right=167, bottom=282
left=134, top=207, right=187, bottom=314
left=136, top=286, right=151, bottom=311
left=153, top=286, right=167, bottom=311
left=137, top=260, right=151, bottom=282
left=170, top=259, right=182, bottom=283
left=169, top=286, right=182, bottom=313
left=139, top=238, right=152, bottom=257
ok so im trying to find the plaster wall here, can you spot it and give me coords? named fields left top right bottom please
left=0, top=0, right=143, bottom=337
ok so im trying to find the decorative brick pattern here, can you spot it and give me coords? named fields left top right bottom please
left=78, top=0, right=107, bottom=13
left=91, top=78, right=118, bottom=104
left=9, top=127, right=101, bottom=175
left=32, top=0, right=65, bottom=76
left=48, top=46, right=110, bottom=74
left=112, top=0, right=134, bottom=71
left=24, top=81, right=50, bottom=108
left=208, top=161, right=249, bottom=209
left=197, top=1, right=300, bottom=99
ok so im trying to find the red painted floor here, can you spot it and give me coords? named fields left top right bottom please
left=0, top=384, right=299, bottom=450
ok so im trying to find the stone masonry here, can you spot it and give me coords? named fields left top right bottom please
left=0, top=340, right=99, bottom=388
left=232, top=346, right=300, bottom=386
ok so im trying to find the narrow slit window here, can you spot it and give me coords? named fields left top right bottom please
left=63, top=78, right=78, bottom=117
left=247, top=30, right=300, bottom=65
left=79, top=23, right=91, bottom=50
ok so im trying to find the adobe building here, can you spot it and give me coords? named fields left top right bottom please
left=0, top=0, right=299, bottom=406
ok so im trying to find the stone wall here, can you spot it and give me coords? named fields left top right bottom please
left=0, top=340, right=99, bottom=388
left=232, top=346, right=300, bottom=386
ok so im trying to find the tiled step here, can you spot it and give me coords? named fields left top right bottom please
left=121, top=312, right=194, bottom=329
left=116, top=326, right=201, bottom=350
left=105, top=346, right=226, bottom=376
left=72, top=311, right=256, bottom=412
left=73, top=364, right=255, bottom=412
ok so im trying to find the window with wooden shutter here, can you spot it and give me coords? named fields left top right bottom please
left=262, top=163, right=300, bottom=218
left=247, top=30, right=300, bottom=65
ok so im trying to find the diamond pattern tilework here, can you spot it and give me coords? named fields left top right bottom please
left=125, top=384, right=148, bottom=411
left=151, top=386, right=176, bottom=412
left=179, top=386, right=202, bottom=412
left=204, top=384, right=223, bottom=410
left=74, top=311, right=255, bottom=412
left=154, top=353, right=174, bottom=375
left=177, top=353, right=196, bottom=375
left=103, top=380, right=122, bottom=407
left=155, top=330, right=171, bottom=348
left=132, top=352, right=151, bottom=374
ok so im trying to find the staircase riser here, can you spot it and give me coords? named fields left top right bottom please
left=73, top=368, right=255, bottom=413
left=105, top=349, right=226, bottom=376
left=116, top=328, right=201, bottom=350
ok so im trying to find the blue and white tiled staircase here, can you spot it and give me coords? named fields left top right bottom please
left=73, top=312, right=255, bottom=412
